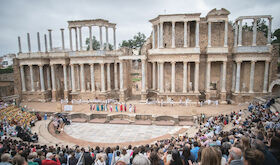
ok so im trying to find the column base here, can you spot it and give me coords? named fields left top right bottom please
left=52, top=91, right=57, bottom=102
left=141, top=93, right=147, bottom=102
left=220, top=92, right=227, bottom=104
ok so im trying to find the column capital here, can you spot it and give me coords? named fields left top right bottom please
left=62, top=64, right=67, bottom=67
left=251, top=60, right=257, bottom=63
left=195, top=61, right=200, bottom=64
left=78, top=26, right=82, bottom=29
left=223, top=61, right=227, bottom=64
left=60, top=28, right=64, bottom=31
left=265, top=60, right=271, bottom=63
left=236, top=60, right=242, bottom=63
left=28, top=64, right=33, bottom=67
left=90, top=63, right=94, bottom=66
left=183, top=61, right=188, bottom=65
left=79, top=63, right=84, bottom=66
left=171, top=61, right=176, bottom=64
left=38, top=64, right=44, bottom=67
left=48, top=29, right=52, bottom=32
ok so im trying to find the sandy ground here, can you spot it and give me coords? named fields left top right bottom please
left=22, top=101, right=248, bottom=116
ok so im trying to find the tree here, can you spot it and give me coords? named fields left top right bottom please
left=272, top=28, right=280, bottom=44
left=119, top=32, right=146, bottom=49
left=242, top=19, right=268, bottom=37
left=85, top=36, right=113, bottom=50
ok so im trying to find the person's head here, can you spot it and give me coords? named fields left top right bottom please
left=132, top=154, right=150, bottom=165
left=241, top=136, right=250, bottom=151
left=149, top=151, right=160, bottom=165
left=251, top=139, right=265, bottom=152
left=115, top=160, right=126, bottom=165
left=46, top=152, right=53, bottom=160
left=1, top=153, right=11, bottom=163
left=229, top=147, right=242, bottom=161
left=243, top=149, right=264, bottom=165
left=182, top=146, right=191, bottom=158
left=12, top=155, right=27, bottom=165
left=270, top=136, right=280, bottom=149
left=171, top=149, right=182, bottom=165
left=201, top=147, right=221, bottom=165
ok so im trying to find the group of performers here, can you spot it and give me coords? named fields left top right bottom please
left=89, top=103, right=136, bottom=113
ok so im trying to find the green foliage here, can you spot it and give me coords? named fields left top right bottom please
left=119, top=32, right=146, bottom=49
left=0, top=66, right=13, bottom=74
left=272, top=28, right=280, bottom=44
left=243, top=19, right=268, bottom=37
left=132, top=78, right=141, bottom=82
left=85, top=36, right=113, bottom=50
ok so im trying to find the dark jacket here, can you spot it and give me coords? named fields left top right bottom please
left=83, top=152, right=93, bottom=165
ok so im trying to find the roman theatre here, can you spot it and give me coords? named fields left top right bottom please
left=12, top=8, right=279, bottom=147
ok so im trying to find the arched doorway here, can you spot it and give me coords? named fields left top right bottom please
left=269, top=79, right=280, bottom=96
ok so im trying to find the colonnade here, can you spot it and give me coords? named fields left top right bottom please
left=205, top=61, right=227, bottom=93
left=207, top=21, right=228, bottom=47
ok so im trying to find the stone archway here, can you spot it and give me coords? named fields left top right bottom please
left=269, top=79, right=280, bottom=96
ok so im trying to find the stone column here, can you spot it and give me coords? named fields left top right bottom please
left=195, top=21, right=200, bottom=47
left=68, top=66, right=72, bottom=90
left=235, top=61, right=241, bottom=93
left=141, top=60, right=146, bottom=92
left=18, top=37, right=22, bottom=53
left=206, top=61, right=211, bottom=92
left=171, top=21, right=175, bottom=48
left=238, top=20, right=243, bottom=46
left=44, top=34, right=48, bottom=52
left=69, top=28, right=73, bottom=51
left=249, top=60, right=256, bottom=93
left=194, top=62, right=199, bottom=93
left=221, top=61, right=227, bottom=92
left=80, top=64, right=85, bottom=92
left=46, top=66, right=51, bottom=90
left=184, top=22, right=188, bottom=47
left=224, top=21, right=228, bottom=47
left=63, top=64, right=68, bottom=91
left=27, top=33, right=31, bottom=53
left=99, top=26, right=103, bottom=50
left=157, top=62, right=160, bottom=91
left=74, top=27, right=78, bottom=51
left=171, top=61, right=176, bottom=93
left=105, top=26, right=109, bottom=50
left=107, top=63, right=111, bottom=91
left=37, top=32, right=41, bottom=52
left=152, top=26, right=155, bottom=49
left=51, top=64, right=56, bottom=91
left=90, top=64, right=95, bottom=92
left=113, top=27, right=116, bottom=50
left=231, top=63, right=236, bottom=92
left=48, top=29, right=53, bottom=51
left=89, top=26, right=93, bottom=51
left=160, top=62, right=164, bottom=93
left=187, top=63, right=191, bottom=91
left=100, top=63, right=105, bottom=92
left=267, top=18, right=272, bottom=45
left=39, top=65, right=45, bottom=92
left=119, top=61, right=124, bottom=91
left=183, top=62, right=187, bottom=93
left=76, top=65, right=80, bottom=90
left=70, top=64, right=76, bottom=92
left=234, top=22, right=238, bottom=47
left=252, top=19, right=257, bottom=46
left=152, top=62, right=156, bottom=89
left=114, top=62, right=118, bottom=90
left=263, top=61, right=269, bottom=93
left=160, top=22, right=163, bottom=48
left=20, top=65, right=26, bottom=92
left=157, top=24, right=160, bottom=48
left=60, top=29, right=65, bottom=50
left=208, top=22, right=211, bottom=47
left=29, top=65, right=34, bottom=92
left=78, top=27, right=82, bottom=51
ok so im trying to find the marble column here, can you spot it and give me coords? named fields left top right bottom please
left=29, top=65, right=34, bottom=92
left=171, top=62, right=176, bottom=93
left=249, top=60, right=256, bottom=93
left=152, top=26, right=155, bottom=49
left=152, top=62, right=156, bottom=90
left=157, top=62, right=160, bottom=91
left=113, top=27, right=116, bottom=50
left=234, top=22, right=238, bottom=47
left=18, top=37, right=22, bottom=53
left=20, top=65, right=26, bottom=92
left=194, top=62, right=199, bottom=93
left=63, top=64, right=68, bottom=91
left=114, top=62, right=118, bottom=90
left=51, top=64, right=56, bottom=91
left=224, top=21, right=228, bottom=47
left=208, top=22, right=211, bottom=47
left=171, top=22, right=175, bottom=48
left=37, top=32, right=41, bottom=52
left=187, top=63, right=191, bottom=91
left=68, top=66, right=72, bottom=90
left=195, top=21, right=200, bottom=47
left=46, top=66, right=51, bottom=90
left=235, top=61, right=241, bottom=93
left=221, top=61, right=227, bottom=92
left=183, top=62, right=187, bottom=93
left=231, top=63, right=236, bottom=92
left=90, top=64, right=95, bottom=92
left=267, top=18, right=272, bottom=45
left=141, top=60, right=146, bottom=92
left=105, top=26, right=109, bottom=50
left=89, top=26, right=93, bottom=51
left=78, top=27, right=82, bottom=51
left=60, top=29, right=65, bottom=50
left=157, top=24, right=160, bottom=48
left=107, top=63, right=111, bottom=91
left=252, top=19, right=257, bottom=46
left=238, top=20, right=243, bottom=46
left=80, top=64, right=85, bottom=92
left=99, top=26, right=103, bottom=50
left=74, top=27, right=78, bottom=51
left=69, top=28, right=73, bottom=51
left=100, top=63, right=105, bottom=92
left=119, top=61, right=124, bottom=91
left=160, top=62, right=164, bottom=93
left=76, top=65, right=80, bottom=90
left=44, top=34, right=48, bottom=52
left=27, top=33, right=31, bottom=53
left=184, top=22, right=188, bottom=47
left=206, top=61, right=211, bottom=92
left=160, top=22, right=163, bottom=48
left=263, top=61, right=269, bottom=93
left=70, top=64, right=76, bottom=92
left=48, top=29, right=53, bottom=51
left=39, top=65, right=45, bottom=92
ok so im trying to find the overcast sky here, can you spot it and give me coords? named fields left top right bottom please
left=0, top=0, right=279, bottom=56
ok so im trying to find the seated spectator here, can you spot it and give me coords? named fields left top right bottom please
left=243, top=149, right=264, bottom=165
left=0, top=153, right=12, bottom=165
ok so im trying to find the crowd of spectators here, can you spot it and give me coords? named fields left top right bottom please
left=0, top=98, right=279, bottom=165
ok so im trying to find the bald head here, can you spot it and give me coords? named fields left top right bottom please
left=230, top=147, right=242, bottom=160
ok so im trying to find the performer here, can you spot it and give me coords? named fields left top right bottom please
left=129, top=104, right=132, bottom=113
left=90, top=104, right=92, bottom=112
left=120, top=103, right=123, bottom=112
left=96, top=104, right=100, bottom=111
left=124, top=103, right=127, bottom=112
left=115, top=104, right=118, bottom=112
left=133, top=105, right=136, bottom=113
left=101, top=104, right=104, bottom=111
left=110, top=105, right=113, bottom=112
left=93, top=104, right=95, bottom=111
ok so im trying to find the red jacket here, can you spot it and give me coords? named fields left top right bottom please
left=42, top=159, right=61, bottom=165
